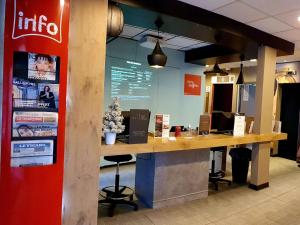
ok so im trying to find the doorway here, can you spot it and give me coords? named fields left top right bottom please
left=278, top=83, right=300, bottom=160
left=212, top=84, right=233, bottom=112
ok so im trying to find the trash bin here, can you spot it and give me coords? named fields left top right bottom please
left=229, top=147, right=252, bottom=184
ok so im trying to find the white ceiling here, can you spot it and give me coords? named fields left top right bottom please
left=120, top=0, right=300, bottom=67
left=179, top=0, right=300, bottom=52
left=119, top=24, right=211, bottom=51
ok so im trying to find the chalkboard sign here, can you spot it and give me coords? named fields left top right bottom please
left=128, top=109, right=150, bottom=144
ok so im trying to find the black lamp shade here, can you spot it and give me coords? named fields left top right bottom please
left=204, top=63, right=228, bottom=75
left=236, top=63, right=244, bottom=84
left=148, top=41, right=167, bottom=68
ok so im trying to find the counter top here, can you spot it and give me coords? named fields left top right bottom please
left=100, top=133, right=287, bottom=156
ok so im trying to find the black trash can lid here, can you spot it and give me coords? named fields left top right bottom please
left=229, top=147, right=252, bottom=161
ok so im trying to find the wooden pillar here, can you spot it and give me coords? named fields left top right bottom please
left=249, top=46, right=277, bottom=190
left=62, top=0, right=107, bottom=225
left=0, top=0, right=5, bottom=167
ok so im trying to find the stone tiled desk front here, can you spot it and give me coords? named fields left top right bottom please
left=100, top=133, right=287, bottom=208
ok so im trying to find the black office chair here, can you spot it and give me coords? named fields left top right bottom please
left=99, top=154, right=138, bottom=217
left=209, top=147, right=231, bottom=191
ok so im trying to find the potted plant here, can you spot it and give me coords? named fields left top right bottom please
left=103, top=98, right=125, bottom=145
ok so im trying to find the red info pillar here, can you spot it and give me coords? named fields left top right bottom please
left=0, top=1, right=70, bottom=225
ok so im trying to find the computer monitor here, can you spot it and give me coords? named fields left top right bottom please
left=211, top=111, right=235, bottom=133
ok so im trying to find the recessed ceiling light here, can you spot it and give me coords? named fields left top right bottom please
left=298, top=16, right=300, bottom=22
left=250, top=59, right=257, bottom=62
left=205, top=65, right=209, bottom=67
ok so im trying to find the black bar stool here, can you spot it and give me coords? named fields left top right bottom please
left=209, top=147, right=231, bottom=191
left=99, top=154, right=138, bottom=217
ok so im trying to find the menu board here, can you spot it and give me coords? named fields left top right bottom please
left=11, top=51, right=60, bottom=167
left=110, top=60, right=153, bottom=101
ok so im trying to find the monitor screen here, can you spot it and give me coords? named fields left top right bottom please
left=211, top=111, right=235, bottom=132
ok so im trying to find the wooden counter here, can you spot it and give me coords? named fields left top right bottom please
left=100, top=133, right=287, bottom=156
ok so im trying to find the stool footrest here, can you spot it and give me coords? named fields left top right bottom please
left=100, top=185, right=134, bottom=201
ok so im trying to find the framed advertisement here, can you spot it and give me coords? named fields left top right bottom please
left=184, top=74, right=201, bottom=96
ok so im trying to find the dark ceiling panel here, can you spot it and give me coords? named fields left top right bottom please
left=115, top=0, right=295, bottom=64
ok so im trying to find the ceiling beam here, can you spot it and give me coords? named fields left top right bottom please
left=116, top=0, right=295, bottom=58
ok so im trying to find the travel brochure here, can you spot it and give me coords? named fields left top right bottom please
left=233, top=115, right=245, bottom=136
left=11, top=51, right=60, bottom=167
left=154, top=114, right=170, bottom=138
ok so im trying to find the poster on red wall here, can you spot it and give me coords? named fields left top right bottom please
left=184, top=74, right=201, bottom=96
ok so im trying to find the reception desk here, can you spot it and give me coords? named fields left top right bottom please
left=100, top=133, right=287, bottom=156
left=100, top=133, right=287, bottom=208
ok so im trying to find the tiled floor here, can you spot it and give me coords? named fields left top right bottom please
left=98, top=157, right=300, bottom=225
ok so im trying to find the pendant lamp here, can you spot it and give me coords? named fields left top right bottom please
left=204, top=63, right=228, bottom=75
left=148, top=18, right=167, bottom=68
left=236, top=55, right=245, bottom=84
left=236, top=63, right=244, bottom=84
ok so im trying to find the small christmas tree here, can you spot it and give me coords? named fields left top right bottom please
left=103, top=98, right=125, bottom=134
